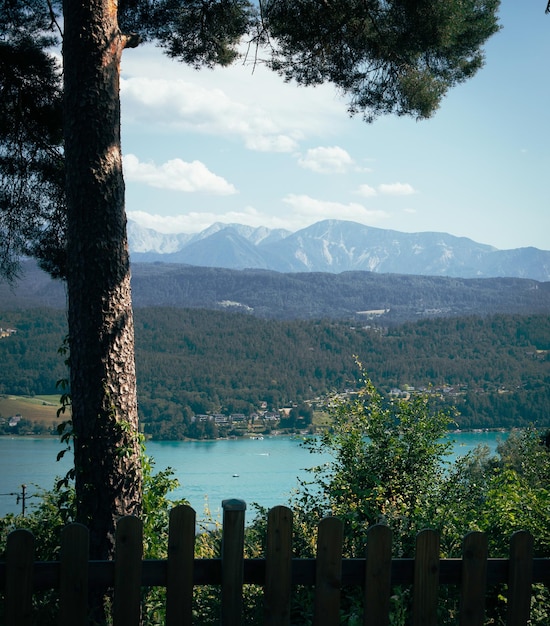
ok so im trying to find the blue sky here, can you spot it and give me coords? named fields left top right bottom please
left=119, top=1, right=549, bottom=251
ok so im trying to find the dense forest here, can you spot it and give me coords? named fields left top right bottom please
left=3, top=262, right=550, bottom=323
left=129, top=265, right=550, bottom=322
left=0, top=308, right=548, bottom=437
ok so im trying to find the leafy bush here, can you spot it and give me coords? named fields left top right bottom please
left=241, top=368, right=550, bottom=624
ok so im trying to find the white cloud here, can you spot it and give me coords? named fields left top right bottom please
left=128, top=205, right=319, bottom=235
left=356, top=182, right=417, bottom=197
left=298, top=146, right=355, bottom=174
left=128, top=208, right=270, bottom=234
left=356, top=184, right=377, bottom=197
left=121, top=75, right=300, bottom=153
left=119, top=43, right=351, bottom=154
left=378, top=182, right=417, bottom=196
left=282, top=194, right=388, bottom=223
left=123, top=154, right=237, bottom=195
left=128, top=196, right=389, bottom=235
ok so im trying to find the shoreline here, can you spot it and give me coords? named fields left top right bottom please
left=0, top=426, right=527, bottom=445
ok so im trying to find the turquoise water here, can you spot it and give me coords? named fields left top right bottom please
left=0, top=431, right=507, bottom=519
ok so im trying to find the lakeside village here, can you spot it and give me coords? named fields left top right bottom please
left=166, top=382, right=507, bottom=441
left=1, top=383, right=508, bottom=440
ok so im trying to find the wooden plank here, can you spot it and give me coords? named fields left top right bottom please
left=459, top=531, right=487, bottom=626
left=506, top=531, right=533, bottom=626
left=313, top=516, right=343, bottom=626
left=166, top=504, right=196, bottom=626
left=413, top=529, right=440, bottom=626
left=113, top=516, right=143, bottom=626
left=1, top=551, right=548, bottom=589
left=5, top=529, right=34, bottom=626
left=363, top=524, right=392, bottom=626
left=59, top=523, right=89, bottom=626
left=264, top=505, right=293, bottom=626
left=221, top=498, right=246, bottom=626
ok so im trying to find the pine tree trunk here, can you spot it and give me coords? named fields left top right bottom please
left=63, top=0, right=142, bottom=562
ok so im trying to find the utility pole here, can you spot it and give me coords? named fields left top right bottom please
left=0, top=484, right=28, bottom=516
left=19, top=483, right=27, bottom=516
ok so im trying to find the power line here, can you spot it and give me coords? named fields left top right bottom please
left=0, top=484, right=32, bottom=516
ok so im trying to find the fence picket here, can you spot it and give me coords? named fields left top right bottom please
left=364, top=524, right=392, bottom=626
left=459, top=531, right=487, bottom=626
left=166, top=504, right=196, bottom=626
left=113, top=516, right=143, bottom=626
left=506, top=530, right=534, bottom=626
left=221, top=498, right=246, bottom=626
left=5, top=529, right=34, bottom=626
left=59, top=523, right=89, bottom=626
left=413, top=529, right=440, bottom=626
left=264, top=505, right=293, bottom=626
left=313, top=516, right=343, bottom=626
left=1, top=506, right=547, bottom=626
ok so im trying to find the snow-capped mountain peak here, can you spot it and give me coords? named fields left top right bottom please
left=127, top=219, right=550, bottom=281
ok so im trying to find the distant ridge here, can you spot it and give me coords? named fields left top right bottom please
left=3, top=261, right=549, bottom=323
left=128, top=219, right=550, bottom=282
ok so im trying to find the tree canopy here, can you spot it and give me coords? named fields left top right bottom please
left=0, top=0, right=64, bottom=280
left=264, top=0, right=501, bottom=121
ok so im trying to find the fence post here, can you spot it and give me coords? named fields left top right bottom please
left=166, top=504, right=196, bottom=626
left=265, top=505, right=293, bottom=626
left=506, top=530, right=533, bottom=626
left=5, top=529, right=34, bottom=626
left=459, top=531, right=487, bottom=626
left=113, top=516, right=143, bottom=626
left=59, top=523, right=90, bottom=626
left=364, top=524, right=392, bottom=626
left=413, top=529, right=440, bottom=626
left=313, top=516, right=343, bottom=626
left=221, top=498, right=246, bottom=626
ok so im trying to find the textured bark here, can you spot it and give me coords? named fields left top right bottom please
left=63, top=0, right=142, bottom=561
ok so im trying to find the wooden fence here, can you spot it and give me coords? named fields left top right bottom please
left=1, top=499, right=550, bottom=626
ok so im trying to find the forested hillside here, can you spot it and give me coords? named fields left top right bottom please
left=3, top=261, right=550, bottom=323
left=1, top=308, right=548, bottom=436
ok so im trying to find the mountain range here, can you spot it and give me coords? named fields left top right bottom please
left=2, top=220, right=549, bottom=323
left=128, top=219, right=550, bottom=282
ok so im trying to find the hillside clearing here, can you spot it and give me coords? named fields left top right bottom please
left=0, top=395, right=61, bottom=429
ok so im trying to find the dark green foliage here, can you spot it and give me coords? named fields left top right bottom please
left=261, top=375, right=550, bottom=624
left=264, top=0, right=501, bottom=121
left=1, top=308, right=549, bottom=436
left=132, top=0, right=256, bottom=67
left=83, top=309, right=550, bottom=432
left=434, top=429, right=550, bottom=561
left=293, top=371, right=455, bottom=557
left=126, top=265, right=550, bottom=321
left=0, top=0, right=65, bottom=280
left=7, top=262, right=550, bottom=319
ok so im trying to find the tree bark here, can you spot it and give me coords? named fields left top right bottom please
left=63, top=0, right=142, bottom=561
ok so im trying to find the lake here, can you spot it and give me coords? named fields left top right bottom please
left=0, top=431, right=507, bottom=519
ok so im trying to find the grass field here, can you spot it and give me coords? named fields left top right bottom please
left=0, top=395, right=62, bottom=428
